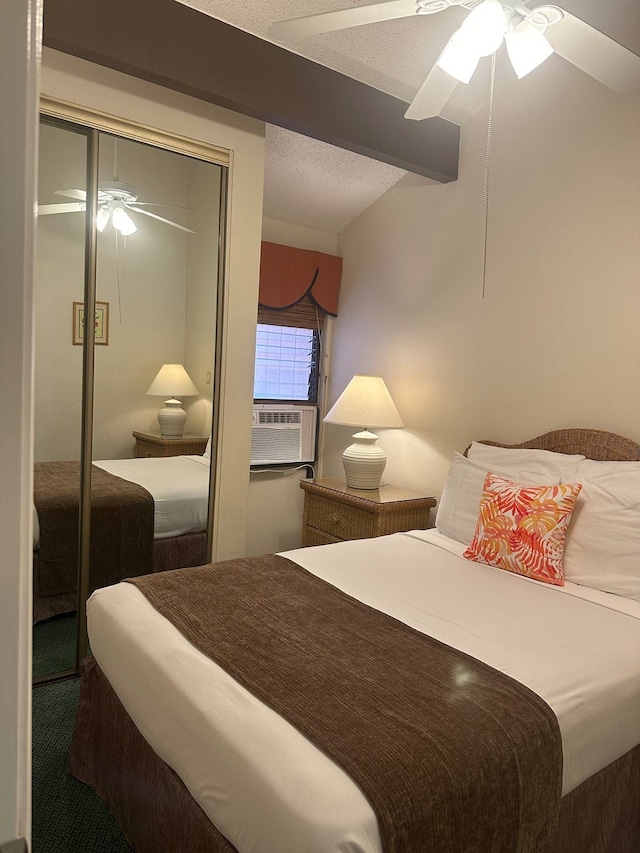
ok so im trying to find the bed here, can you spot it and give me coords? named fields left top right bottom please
left=69, top=429, right=640, bottom=852
left=33, top=454, right=210, bottom=622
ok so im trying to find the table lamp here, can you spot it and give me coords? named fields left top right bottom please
left=323, top=375, right=404, bottom=489
left=146, top=364, right=199, bottom=437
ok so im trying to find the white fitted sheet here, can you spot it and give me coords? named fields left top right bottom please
left=87, top=530, right=640, bottom=853
left=33, top=455, right=210, bottom=547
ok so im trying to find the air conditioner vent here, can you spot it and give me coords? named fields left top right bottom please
left=257, top=411, right=302, bottom=425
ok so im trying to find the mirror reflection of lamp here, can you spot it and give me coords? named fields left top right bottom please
left=323, top=375, right=404, bottom=490
left=146, top=364, right=199, bottom=437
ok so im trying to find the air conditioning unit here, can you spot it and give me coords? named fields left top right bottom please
left=251, top=404, right=317, bottom=465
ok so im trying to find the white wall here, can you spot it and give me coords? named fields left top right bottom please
left=41, top=48, right=266, bottom=560
left=34, top=122, right=88, bottom=462
left=184, top=160, right=222, bottom=437
left=244, top=218, right=340, bottom=556
left=246, top=467, right=311, bottom=556
left=323, top=62, right=640, bottom=506
left=0, top=2, right=39, bottom=847
left=262, top=216, right=338, bottom=254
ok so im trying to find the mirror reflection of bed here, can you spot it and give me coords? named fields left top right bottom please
left=33, top=117, right=224, bottom=682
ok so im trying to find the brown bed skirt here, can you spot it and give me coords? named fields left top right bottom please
left=33, top=531, right=207, bottom=623
left=70, top=656, right=640, bottom=853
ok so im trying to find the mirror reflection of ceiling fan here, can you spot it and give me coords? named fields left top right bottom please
left=268, top=0, right=640, bottom=119
left=38, top=182, right=195, bottom=235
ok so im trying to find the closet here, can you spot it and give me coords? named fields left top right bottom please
left=33, top=104, right=228, bottom=683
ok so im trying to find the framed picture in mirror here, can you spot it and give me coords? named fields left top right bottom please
left=73, top=300, right=109, bottom=345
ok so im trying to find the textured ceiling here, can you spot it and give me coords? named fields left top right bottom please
left=178, top=0, right=639, bottom=233
left=263, top=125, right=409, bottom=232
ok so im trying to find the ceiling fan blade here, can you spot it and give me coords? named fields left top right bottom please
left=129, top=201, right=192, bottom=209
left=55, top=188, right=87, bottom=200
left=404, top=64, right=459, bottom=120
left=268, top=0, right=418, bottom=41
left=55, top=188, right=111, bottom=202
left=126, top=206, right=195, bottom=234
left=540, top=6, right=640, bottom=93
left=38, top=202, right=86, bottom=215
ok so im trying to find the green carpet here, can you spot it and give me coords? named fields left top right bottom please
left=33, top=614, right=77, bottom=680
left=32, top=679, right=132, bottom=853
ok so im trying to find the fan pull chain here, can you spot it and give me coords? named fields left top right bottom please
left=115, top=229, right=124, bottom=324
left=482, top=52, right=496, bottom=300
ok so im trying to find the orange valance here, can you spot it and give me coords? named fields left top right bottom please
left=259, top=241, right=342, bottom=316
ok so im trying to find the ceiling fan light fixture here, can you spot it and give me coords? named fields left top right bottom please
left=461, top=0, right=507, bottom=57
left=506, top=19, right=554, bottom=78
left=96, top=206, right=111, bottom=233
left=436, top=30, right=481, bottom=84
left=99, top=181, right=138, bottom=204
left=112, top=205, right=137, bottom=236
left=268, top=1, right=640, bottom=121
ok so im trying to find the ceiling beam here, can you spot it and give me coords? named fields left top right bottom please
left=42, top=0, right=459, bottom=183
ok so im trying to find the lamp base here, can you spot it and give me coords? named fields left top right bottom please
left=157, top=398, right=187, bottom=437
left=342, top=430, right=386, bottom=490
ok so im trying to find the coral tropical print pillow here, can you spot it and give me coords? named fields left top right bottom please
left=463, top=473, right=582, bottom=586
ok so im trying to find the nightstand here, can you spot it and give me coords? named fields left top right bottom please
left=132, top=431, right=208, bottom=458
left=300, top=478, right=436, bottom=547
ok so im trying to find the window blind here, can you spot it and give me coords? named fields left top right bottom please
left=257, top=294, right=327, bottom=332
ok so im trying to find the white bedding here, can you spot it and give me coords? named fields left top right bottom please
left=87, top=529, right=640, bottom=853
left=33, top=455, right=210, bottom=547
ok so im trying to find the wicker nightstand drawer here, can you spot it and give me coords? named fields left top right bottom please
left=132, top=432, right=208, bottom=458
left=300, top=478, right=436, bottom=548
left=303, top=528, right=343, bottom=547
left=305, top=494, right=373, bottom=540
left=135, top=442, right=169, bottom=459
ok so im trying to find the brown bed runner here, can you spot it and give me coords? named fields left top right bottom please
left=128, top=555, right=562, bottom=853
left=34, top=461, right=154, bottom=597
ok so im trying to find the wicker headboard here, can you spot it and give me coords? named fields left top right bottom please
left=470, top=428, right=640, bottom=462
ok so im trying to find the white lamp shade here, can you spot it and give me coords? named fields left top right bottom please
left=96, top=206, right=111, bottom=232
left=146, top=364, right=199, bottom=398
left=323, top=375, right=404, bottom=429
left=506, top=21, right=554, bottom=79
left=460, top=0, right=506, bottom=57
left=147, top=364, right=199, bottom=437
left=437, top=30, right=481, bottom=84
left=112, top=205, right=137, bottom=236
left=437, top=1, right=510, bottom=85
left=324, top=376, right=404, bottom=490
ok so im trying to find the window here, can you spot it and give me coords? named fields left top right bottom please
left=255, top=243, right=341, bottom=406
left=254, top=323, right=319, bottom=402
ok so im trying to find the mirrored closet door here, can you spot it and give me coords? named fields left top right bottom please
left=33, top=118, right=89, bottom=680
left=33, top=109, right=228, bottom=683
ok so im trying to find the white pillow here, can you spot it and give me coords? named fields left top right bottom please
left=563, top=459, right=640, bottom=601
left=204, top=437, right=211, bottom=458
left=436, top=452, right=576, bottom=546
left=468, top=442, right=585, bottom=482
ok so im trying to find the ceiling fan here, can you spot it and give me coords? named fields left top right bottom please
left=267, top=0, right=640, bottom=119
left=38, top=182, right=195, bottom=235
